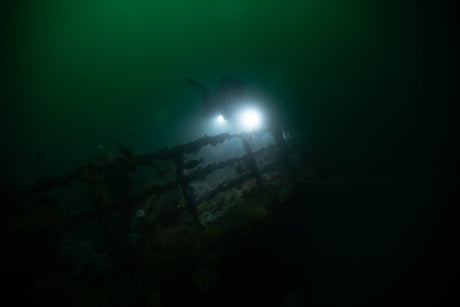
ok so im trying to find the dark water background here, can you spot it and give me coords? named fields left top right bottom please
left=1, top=1, right=458, bottom=305
left=1, top=1, right=458, bottom=182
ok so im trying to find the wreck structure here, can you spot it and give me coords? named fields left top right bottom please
left=7, top=129, right=310, bottom=304
left=19, top=128, right=296, bottom=231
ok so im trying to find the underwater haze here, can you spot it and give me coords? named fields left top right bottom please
left=1, top=1, right=458, bottom=306
left=2, top=1, right=458, bottom=182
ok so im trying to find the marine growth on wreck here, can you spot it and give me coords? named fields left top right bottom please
left=6, top=128, right=314, bottom=306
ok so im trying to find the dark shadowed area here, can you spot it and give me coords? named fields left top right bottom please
left=1, top=1, right=458, bottom=306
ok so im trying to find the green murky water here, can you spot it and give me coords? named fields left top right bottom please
left=1, top=1, right=458, bottom=305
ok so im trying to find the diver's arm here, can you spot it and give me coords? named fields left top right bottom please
left=185, top=77, right=211, bottom=114
left=184, top=77, right=209, bottom=96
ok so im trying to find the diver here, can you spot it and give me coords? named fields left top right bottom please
left=185, top=76, right=304, bottom=164
left=185, top=76, right=244, bottom=119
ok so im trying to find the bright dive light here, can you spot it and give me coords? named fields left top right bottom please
left=215, top=114, right=225, bottom=124
left=239, top=108, right=262, bottom=131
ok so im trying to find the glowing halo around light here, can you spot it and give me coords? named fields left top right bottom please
left=215, top=114, right=225, bottom=124
left=239, top=108, right=262, bottom=131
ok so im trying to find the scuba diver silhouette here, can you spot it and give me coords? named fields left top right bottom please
left=185, top=76, right=297, bottom=165
left=185, top=76, right=244, bottom=119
